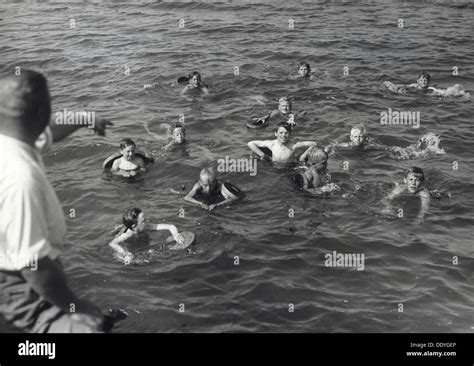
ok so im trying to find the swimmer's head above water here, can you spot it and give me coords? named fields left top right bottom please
left=404, top=167, right=425, bottom=193
left=278, top=97, right=292, bottom=115
left=122, top=207, right=146, bottom=233
left=417, top=71, right=431, bottom=89
left=199, top=168, right=218, bottom=194
left=415, top=132, right=439, bottom=151
left=350, top=124, right=368, bottom=146
left=119, top=138, right=137, bottom=161
left=171, top=123, right=186, bottom=144
left=187, top=71, right=203, bottom=88
left=307, top=147, right=328, bottom=171
left=298, top=62, right=311, bottom=77
left=275, top=122, right=291, bottom=144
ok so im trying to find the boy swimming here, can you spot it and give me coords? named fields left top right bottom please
left=184, top=168, right=241, bottom=211
left=180, top=71, right=209, bottom=96
left=389, top=132, right=445, bottom=160
left=111, top=138, right=147, bottom=177
left=163, top=123, right=186, bottom=151
left=325, top=124, right=388, bottom=153
left=109, top=207, right=184, bottom=264
left=252, top=97, right=306, bottom=127
left=382, top=167, right=432, bottom=222
left=294, top=146, right=333, bottom=192
left=298, top=61, right=311, bottom=78
left=247, top=123, right=317, bottom=164
left=384, top=70, right=470, bottom=97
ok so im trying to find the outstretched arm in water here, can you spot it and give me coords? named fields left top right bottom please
left=247, top=140, right=273, bottom=160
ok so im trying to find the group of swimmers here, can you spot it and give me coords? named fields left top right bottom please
left=107, top=64, right=464, bottom=263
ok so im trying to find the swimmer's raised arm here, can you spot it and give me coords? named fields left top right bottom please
left=299, top=145, right=316, bottom=163
left=184, top=182, right=209, bottom=209
left=50, top=115, right=113, bottom=141
left=247, top=140, right=273, bottom=160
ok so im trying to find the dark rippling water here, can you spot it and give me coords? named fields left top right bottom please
left=1, top=0, right=474, bottom=333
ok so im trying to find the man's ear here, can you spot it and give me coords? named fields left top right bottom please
left=403, top=178, right=407, bottom=184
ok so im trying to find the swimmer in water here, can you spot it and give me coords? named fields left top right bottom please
left=382, top=167, right=432, bottom=222
left=163, top=123, right=186, bottom=151
left=180, top=71, right=209, bottom=96
left=108, top=207, right=185, bottom=264
left=325, top=124, right=388, bottom=153
left=384, top=70, right=470, bottom=97
left=111, top=138, right=146, bottom=177
left=298, top=61, right=311, bottom=78
left=184, top=168, right=241, bottom=211
left=253, top=97, right=306, bottom=127
left=389, top=132, right=445, bottom=160
left=295, top=146, right=333, bottom=193
left=247, top=123, right=317, bottom=164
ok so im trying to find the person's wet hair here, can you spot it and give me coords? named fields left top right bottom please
left=351, top=123, right=366, bottom=135
left=278, top=96, right=292, bottom=107
left=188, top=71, right=201, bottom=80
left=308, top=148, right=328, bottom=167
left=0, top=69, right=51, bottom=139
left=122, top=207, right=142, bottom=230
left=173, top=123, right=185, bottom=131
left=275, top=122, right=291, bottom=134
left=299, top=61, right=311, bottom=72
left=418, top=70, right=431, bottom=83
left=404, top=167, right=425, bottom=182
left=200, top=167, right=216, bottom=182
left=120, top=138, right=136, bottom=150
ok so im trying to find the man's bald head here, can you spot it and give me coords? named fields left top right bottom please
left=0, top=70, right=51, bottom=143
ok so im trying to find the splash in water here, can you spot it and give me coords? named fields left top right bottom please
left=390, top=132, right=445, bottom=160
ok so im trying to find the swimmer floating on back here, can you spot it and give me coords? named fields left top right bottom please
left=180, top=71, right=209, bottom=96
left=247, top=123, right=317, bottom=164
left=250, top=97, right=307, bottom=128
left=384, top=70, right=470, bottom=97
left=184, top=168, right=241, bottom=211
left=109, top=207, right=185, bottom=264
left=111, top=138, right=147, bottom=177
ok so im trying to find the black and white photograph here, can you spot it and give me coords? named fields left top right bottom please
left=0, top=0, right=473, bottom=362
